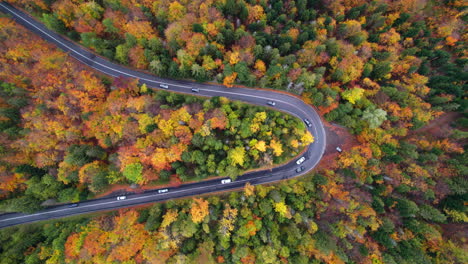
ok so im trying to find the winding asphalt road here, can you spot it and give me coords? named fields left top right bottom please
left=0, top=1, right=326, bottom=229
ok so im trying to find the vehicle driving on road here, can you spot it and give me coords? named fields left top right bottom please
left=68, top=203, right=79, bottom=208
left=117, top=196, right=126, bottom=200
left=159, top=84, right=169, bottom=89
left=303, top=119, right=312, bottom=127
left=191, top=88, right=200, bottom=93
left=158, top=189, right=169, bottom=194
left=296, top=156, right=306, bottom=165
left=267, top=101, right=276, bottom=106
left=295, top=166, right=305, bottom=173
left=221, top=179, right=232, bottom=184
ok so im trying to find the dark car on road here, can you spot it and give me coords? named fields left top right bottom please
left=68, top=203, right=79, bottom=208
left=295, top=166, right=305, bottom=173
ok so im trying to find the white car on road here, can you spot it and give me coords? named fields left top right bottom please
left=221, top=179, right=232, bottom=184
left=159, top=84, right=169, bottom=89
left=296, top=156, right=306, bottom=165
left=117, top=196, right=126, bottom=200
left=158, top=189, right=169, bottom=194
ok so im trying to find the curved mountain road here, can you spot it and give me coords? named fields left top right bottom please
left=0, top=1, right=326, bottom=229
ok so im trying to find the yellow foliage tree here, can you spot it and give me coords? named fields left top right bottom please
left=137, top=113, right=154, bottom=133
left=171, top=107, right=192, bottom=124
left=202, top=55, right=216, bottom=71
left=247, top=5, right=265, bottom=23
left=168, top=1, right=186, bottom=22
left=250, top=111, right=266, bottom=133
left=219, top=204, right=238, bottom=237
left=186, top=33, right=207, bottom=57
left=274, top=202, right=291, bottom=218
left=199, top=124, right=211, bottom=137
left=244, top=182, right=254, bottom=196
left=205, top=23, right=218, bottom=37
left=223, top=72, right=237, bottom=87
left=160, top=209, right=179, bottom=229
left=254, top=59, right=266, bottom=77
left=380, top=28, right=401, bottom=45
left=250, top=122, right=260, bottom=133
left=308, top=220, right=318, bottom=234
left=335, top=54, right=364, bottom=83
left=140, top=83, right=148, bottom=93
left=291, top=139, right=299, bottom=148
left=288, top=28, right=300, bottom=41
left=165, top=143, right=186, bottom=163
left=124, top=21, right=156, bottom=40
left=229, top=51, right=240, bottom=65
left=342, top=87, right=365, bottom=104
left=301, top=131, right=315, bottom=145
left=158, top=118, right=175, bottom=138
left=270, top=139, right=283, bottom=156
left=228, top=146, right=246, bottom=166
left=151, top=148, right=168, bottom=171
left=342, top=20, right=362, bottom=38
left=444, top=209, right=468, bottom=222
left=253, top=111, right=267, bottom=122
left=255, top=140, right=267, bottom=152
left=190, top=198, right=209, bottom=223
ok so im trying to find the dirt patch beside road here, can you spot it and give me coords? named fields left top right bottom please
left=315, top=120, right=358, bottom=171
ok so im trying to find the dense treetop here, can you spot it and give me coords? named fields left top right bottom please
left=7, top=0, right=466, bottom=129
left=1, top=168, right=466, bottom=263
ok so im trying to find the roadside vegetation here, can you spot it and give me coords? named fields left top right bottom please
left=1, top=167, right=466, bottom=264
left=7, top=0, right=465, bottom=124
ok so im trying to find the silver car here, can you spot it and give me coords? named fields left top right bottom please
left=303, top=119, right=312, bottom=127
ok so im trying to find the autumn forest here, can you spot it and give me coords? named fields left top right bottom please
left=0, top=0, right=467, bottom=263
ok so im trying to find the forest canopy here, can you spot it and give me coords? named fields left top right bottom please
left=0, top=0, right=467, bottom=263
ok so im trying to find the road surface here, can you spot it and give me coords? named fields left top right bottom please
left=0, top=1, right=326, bottom=229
